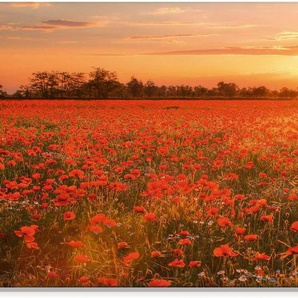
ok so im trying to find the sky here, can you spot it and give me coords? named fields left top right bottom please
left=2, top=2, right=298, bottom=93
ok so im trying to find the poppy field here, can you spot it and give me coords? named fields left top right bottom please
left=0, top=99, right=298, bottom=288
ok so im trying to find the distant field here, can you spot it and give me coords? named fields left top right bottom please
left=0, top=100, right=298, bottom=287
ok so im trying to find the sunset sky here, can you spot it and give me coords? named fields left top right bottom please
left=2, top=2, right=298, bottom=93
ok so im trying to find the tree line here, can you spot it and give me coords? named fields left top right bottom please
left=1, top=67, right=298, bottom=99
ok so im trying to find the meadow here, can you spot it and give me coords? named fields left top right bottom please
left=0, top=99, right=297, bottom=287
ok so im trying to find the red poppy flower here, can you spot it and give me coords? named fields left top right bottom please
left=179, top=230, right=189, bottom=237
left=14, top=226, right=35, bottom=238
left=74, top=254, right=90, bottom=263
left=87, top=225, right=103, bottom=234
left=14, top=226, right=36, bottom=242
left=235, top=227, right=246, bottom=236
left=148, top=279, right=171, bottom=287
left=124, top=174, right=136, bottom=180
left=244, top=234, right=259, bottom=241
left=118, top=241, right=129, bottom=249
left=260, top=215, right=273, bottom=222
left=98, top=277, right=118, bottom=287
left=189, top=261, right=201, bottom=268
left=168, top=259, right=185, bottom=268
left=46, top=272, right=58, bottom=278
left=172, top=249, right=184, bottom=257
left=144, top=213, right=157, bottom=222
left=252, top=252, right=270, bottom=261
left=217, top=217, right=233, bottom=227
left=213, top=244, right=238, bottom=257
left=69, top=169, right=84, bottom=179
left=285, top=246, right=298, bottom=255
left=63, top=211, right=76, bottom=221
left=207, top=207, right=219, bottom=217
left=66, top=241, right=84, bottom=248
left=151, top=251, right=162, bottom=258
left=79, top=276, right=90, bottom=284
left=178, top=238, right=192, bottom=245
left=254, top=268, right=264, bottom=276
left=289, top=193, right=298, bottom=200
left=133, top=206, right=146, bottom=214
left=89, top=213, right=106, bottom=225
left=103, top=219, right=116, bottom=227
left=123, top=252, right=140, bottom=263
left=290, top=221, right=298, bottom=232
left=26, top=242, right=39, bottom=249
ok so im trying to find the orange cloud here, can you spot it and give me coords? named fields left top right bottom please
left=145, top=46, right=298, bottom=56
left=82, top=45, right=298, bottom=57
left=0, top=25, right=14, bottom=30
left=9, top=2, right=50, bottom=9
left=21, top=19, right=105, bottom=31
left=145, top=7, right=201, bottom=15
left=128, top=33, right=215, bottom=40
left=269, top=31, right=298, bottom=41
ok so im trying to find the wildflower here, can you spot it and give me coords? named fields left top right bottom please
left=26, top=242, right=39, bottom=249
left=252, top=252, right=270, bottom=261
left=168, top=259, right=185, bottom=268
left=133, top=206, right=146, bottom=214
left=89, top=213, right=106, bottom=225
left=213, top=244, right=238, bottom=257
left=14, top=226, right=36, bottom=243
left=118, top=242, right=129, bottom=249
left=151, top=251, right=162, bottom=258
left=172, top=249, right=184, bottom=257
left=66, top=241, right=84, bottom=248
left=189, top=261, right=201, bottom=268
left=235, top=227, right=246, bottom=236
left=148, top=279, right=171, bottom=287
left=254, top=266, right=264, bottom=276
left=103, top=219, right=116, bottom=228
left=290, top=221, right=298, bottom=232
left=289, top=193, right=298, bottom=200
left=260, top=215, right=273, bottom=222
left=123, top=252, right=139, bottom=263
left=217, top=217, right=233, bottom=227
left=63, top=211, right=76, bottom=221
left=244, top=234, right=259, bottom=241
left=285, top=246, right=298, bottom=256
left=207, top=207, right=219, bottom=217
left=179, top=230, right=189, bottom=237
left=87, top=225, right=103, bottom=234
left=238, top=275, right=247, bottom=282
left=79, top=276, right=90, bottom=284
left=46, top=272, right=58, bottom=278
left=74, top=254, right=90, bottom=263
left=69, top=169, right=84, bottom=179
left=178, top=238, right=192, bottom=245
left=98, top=277, right=118, bottom=287
left=145, top=213, right=157, bottom=222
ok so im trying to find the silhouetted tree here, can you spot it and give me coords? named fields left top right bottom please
left=126, top=76, right=143, bottom=98
left=0, top=84, right=5, bottom=98
left=144, top=80, right=158, bottom=98
left=251, top=86, right=269, bottom=97
left=279, top=87, right=298, bottom=98
left=167, top=85, right=177, bottom=97
left=12, top=67, right=298, bottom=100
left=157, top=85, right=167, bottom=97
left=88, top=67, right=120, bottom=98
left=217, top=81, right=239, bottom=97
left=194, top=85, right=208, bottom=97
